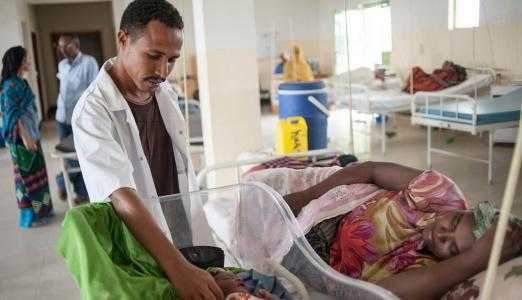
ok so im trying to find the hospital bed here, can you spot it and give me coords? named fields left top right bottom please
left=161, top=182, right=399, bottom=299
left=410, top=86, right=522, bottom=183
left=327, top=67, right=496, bottom=154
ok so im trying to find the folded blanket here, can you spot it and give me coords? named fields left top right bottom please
left=403, top=61, right=467, bottom=93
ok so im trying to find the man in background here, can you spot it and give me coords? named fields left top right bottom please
left=55, top=35, right=99, bottom=203
left=274, top=52, right=289, bottom=75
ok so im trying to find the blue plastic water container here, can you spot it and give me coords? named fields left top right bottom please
left=278, top=81, right=328, bottom=150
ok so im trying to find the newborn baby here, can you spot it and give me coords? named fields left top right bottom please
left=209, top=268, right=286, bottom=300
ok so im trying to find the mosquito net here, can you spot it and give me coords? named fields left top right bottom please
left=160, top=182, right=398, bottom=300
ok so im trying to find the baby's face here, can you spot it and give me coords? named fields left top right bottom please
left=210, top=269, right=249, bottom=296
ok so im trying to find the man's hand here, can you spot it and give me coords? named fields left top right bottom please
left=110, top=188, right=224, bottom=300
left=169, top=261, right=224, bottom=300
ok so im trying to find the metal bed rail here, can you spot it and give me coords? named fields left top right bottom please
left=410, top=92, right=500, bottom=183
left=196, top=148, right=344, bottom=189
left=411, top=92, right=478, bottom=131
left=327, top=82, right=403, bottom=155
left=51, top=151, right=81, bottom=208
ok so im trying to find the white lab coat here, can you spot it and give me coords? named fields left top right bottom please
left=72, top=58, right=203, bottom=245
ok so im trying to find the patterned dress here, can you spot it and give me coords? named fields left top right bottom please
left=243, top=165, right=468, bottom=283
left=0, top=76, right=53, bottom=227
left=329, top=170, right=468, bottom=282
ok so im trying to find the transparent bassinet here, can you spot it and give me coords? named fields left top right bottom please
left=160, top=182, right=398, bottom=300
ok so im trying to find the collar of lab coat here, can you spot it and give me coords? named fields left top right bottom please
left=96, top=58, right=190, bottom=159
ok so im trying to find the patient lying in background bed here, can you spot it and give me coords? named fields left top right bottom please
left=244, top=161, right=522, bottom=300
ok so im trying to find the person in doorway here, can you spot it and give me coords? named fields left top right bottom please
left=55, top=34, right=98, bottom=204
left=72, top=0, right=223, bottom=299
left=273, top=52, right=289, bottom=75
left=0, top=46, right=53, bottom=228
left=283, top=46, right=314, bottom=82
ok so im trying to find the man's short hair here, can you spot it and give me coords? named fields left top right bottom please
left=60, top=34, right=80, bottom=47
left=120, top=0, right=184, bottom=40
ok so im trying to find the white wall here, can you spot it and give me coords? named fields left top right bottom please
left=193, top=0, right=262, bottom=187
left=111, top=0, right=131, bottom=34
left=390, top=0, right=522, bottom=81
left=253, top=0, right=522, bottom=86
left=253, top=0, right=369, bottom=89
left=254, top=0, right=321, bottom=89
left=0, top=0, right=43, bottom=121
left=172, top=0, right=197, bottom=81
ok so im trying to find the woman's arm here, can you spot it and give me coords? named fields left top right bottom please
left=284, top=162, right=422, bottom=216
left=17, top=120, right=37, bottom=151
left=377, top=250, right=484, bottom=300
left=377, top=224, right=522, bottom=300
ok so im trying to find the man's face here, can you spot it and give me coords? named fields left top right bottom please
left=58, top=37, right=78, bottom=60
left=118, top=20, right=182, bottom=93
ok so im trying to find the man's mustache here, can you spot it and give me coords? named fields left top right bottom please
left=144, top=76, right=166, bottom=83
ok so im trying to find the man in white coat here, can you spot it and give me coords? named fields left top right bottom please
left=72, top=0, right=223, bottom=299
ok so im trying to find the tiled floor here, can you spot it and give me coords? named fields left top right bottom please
left=0, top=122, right=79, bottom=300
left=1, top=109, right=521, bottom=299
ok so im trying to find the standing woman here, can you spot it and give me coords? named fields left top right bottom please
left=0, top=46, right=53, bottom=228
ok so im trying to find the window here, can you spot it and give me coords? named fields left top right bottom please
left=334, top=4, right=392, bottom=74
left=448, top=0, right=480, bottom=30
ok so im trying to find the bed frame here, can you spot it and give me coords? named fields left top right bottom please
left=51, top=151, right=81, bottom=208
left=196, top=148, right=344, bottom=188
left=410, top=92, right=519, bottom=184
left=330, top=67, right=496, bottom=155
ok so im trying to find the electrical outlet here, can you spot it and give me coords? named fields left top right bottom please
left=419, top=43, right=424, bottom=55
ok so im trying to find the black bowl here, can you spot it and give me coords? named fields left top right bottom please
left=179, top=246, right=224, bottom=269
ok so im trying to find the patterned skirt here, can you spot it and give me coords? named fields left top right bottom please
left=7, top=141, right=53, bottom=227
left=306, top=215, right=345, bottom=264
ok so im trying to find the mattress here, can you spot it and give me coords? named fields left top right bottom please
left=417, top=87, right=522, bottom=125
left=333, top=72, right=494, bottom=113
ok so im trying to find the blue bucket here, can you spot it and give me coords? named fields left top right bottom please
left=278, top=81, right=328, bottom=150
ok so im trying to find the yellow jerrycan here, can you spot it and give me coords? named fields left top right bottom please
left=275, top=116, right=308, bottom=155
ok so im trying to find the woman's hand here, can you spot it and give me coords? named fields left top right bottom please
left=17, top=120, right=38, bottom=151
left=470, top=222, right=522, bottom=267
left=22, top=134, right=38, bottom=151
left=169, top=260, right=224, bottom=300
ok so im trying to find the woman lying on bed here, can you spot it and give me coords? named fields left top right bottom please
left=244, top=161, right=522, bottom=300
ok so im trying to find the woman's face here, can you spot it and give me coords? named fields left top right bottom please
left=422, top=210, right=476, bottom=260
left=18, top=56, right=31, bottom=75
